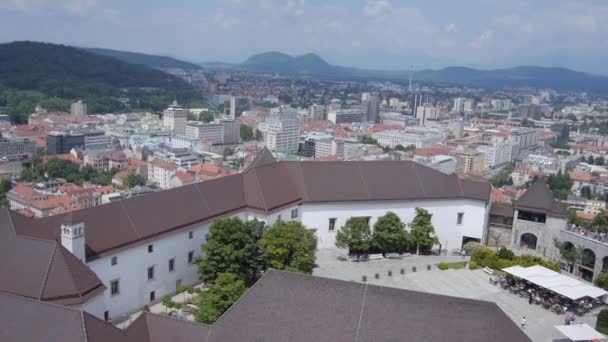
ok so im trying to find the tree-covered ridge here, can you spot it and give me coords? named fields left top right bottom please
left=0, top=41, right=199, bottom=122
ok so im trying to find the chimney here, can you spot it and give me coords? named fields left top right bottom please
left=60, top=215, right=86, bottom=262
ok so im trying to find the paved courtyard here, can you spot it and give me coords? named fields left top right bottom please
left=314, top=249, right=603, bottom=342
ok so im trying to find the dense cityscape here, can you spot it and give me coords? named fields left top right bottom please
left=3, top=1, right=608, bottom=341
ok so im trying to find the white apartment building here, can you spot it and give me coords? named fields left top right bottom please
left=303, top=132, right=334, bottom=158
left=491, top=99, right=513, bottom=111
left=476, top=140, right=513, bottom=169
left=453, top=97, right=466, bottom=112
left=186, top=122, right=222, bottom=143
left=258, top=106, right=300, bottom=152
left=416, top=105, right=440, bottom=125
left=163, top=101, right=187, bottom=135
left=308, top=104, right=326, bottom=121
left=1, top=152, right=492, bottom=322
left=147, top=158, right=178, bottom=189
left=372, top=128, right=443, bottom=149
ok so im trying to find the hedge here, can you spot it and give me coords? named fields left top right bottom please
left=471, top=247, right=560, bottom=272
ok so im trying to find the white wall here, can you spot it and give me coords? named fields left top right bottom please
left=86, top=220, right=214, bottom=320
left=79, top=198, right=487, bottom=320
left=300, top=199, right=488, bottom=251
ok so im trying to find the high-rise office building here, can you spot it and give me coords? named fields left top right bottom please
left=163, top=100, right=187, bottom=135
left=71, top=100, right=87, bottom=116
left=361, top=93, right=380, bottom=123
left=258, top=106, right=300, bottom=152
left=229, top=96, right=251, bottom=120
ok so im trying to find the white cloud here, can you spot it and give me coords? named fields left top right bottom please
left=364, top=0, right=392, bottom=18
left=213, top=12, right=240, bottom=29
left=3, top=0, right=99, bottom=15
left=469, top=29, right=494, bottom=49
left=444, top=23, right=458, bottom=33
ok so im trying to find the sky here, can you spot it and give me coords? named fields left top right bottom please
left=1, top=0, right=608, bottom=74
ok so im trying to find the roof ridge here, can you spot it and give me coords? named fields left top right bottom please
left=119, top=200, right=139, bottom=237
left=356, top=162, right=371, bottom=201
left=193, top=182, right=212, bottom=214
left=81, top=310, right=89, bottom=342
left=412, top=163, right=427, bottom=197
left=39, top=242, right=58, bottom=300
left=212, top=269, right=275, bottom=327
left=0, top=290, right=84, bottom=313
left=251, top=169, right=269, bottom=211
left=354, top=283, right=368, bottom=342
left=58, top=246, right=83, bottom=297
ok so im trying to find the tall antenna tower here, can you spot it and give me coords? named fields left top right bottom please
left=408, top=65, right=414, bottom=93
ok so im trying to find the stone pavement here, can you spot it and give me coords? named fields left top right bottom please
left=313, top=249, right=603, bottom=342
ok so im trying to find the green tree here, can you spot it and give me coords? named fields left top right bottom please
left=372, top=212, right=410, bottom=255
left=359, top=136, right=378, bottom=145
left=254, top=128, right=263, bottom=141
left=593, top=210, right=608, bottom=232
left=0, top=179, right=12, bottom=207
left=547, top=171, right=573, bottom=200
left=597, top=156, right=606, bottom=166
left=125, top=173, right=146, bottom=188
left=240, top=125, right=254, bottom=141
left=195, top=273, right=246, bottom=324
left=258, top=221, right=317, bottom=274
left=335, top=217, right=373, bottom=256
left=409, top=208, right=439, bottom=254
left=589, top=155, right=595, bottom=165
left=223, top=147, right=234, bottom=160
left=196, top=218, right=265, bottom=285
left=200, top=111, right=215, bottom=123
left=596, top=273, right=608, bottom=290
left=597, top=309, right=608, bottom=334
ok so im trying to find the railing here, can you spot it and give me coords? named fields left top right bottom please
left=562, top=228, right=608, bottom=247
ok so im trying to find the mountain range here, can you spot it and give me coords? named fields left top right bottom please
left=0, top=41, right=197, bottom=122
left=217, top=51, right=608, bottom=94
left=84, top=47, right=202, bottom=70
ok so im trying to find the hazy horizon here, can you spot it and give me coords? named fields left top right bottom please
left=1, top=0, right=607, bottom=74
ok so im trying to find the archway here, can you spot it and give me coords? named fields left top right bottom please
left=561, top=242, right=576, bottom=273
left=603, top=256, right=608, bottom=272
left=519, top=233, right=538, bottom=250
left=579, top=249, right=596, bottom=282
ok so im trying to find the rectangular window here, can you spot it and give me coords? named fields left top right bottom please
left=111, top=256, right=117, bottom=266
left=147, top=266, right=155, bottom=280
left=188, top=251, right=194, bottom=264
left=169, top=258, right=175, bottom=272
left=188, top=231, right=193, bottom=239
left=104, top=311, right=109, bottom=321
left=291, top=208, right=298, bottom=219
left=277, top=214, right=282, bottom=221
left=148, top=244, right=154, bottom=253
left=149, top=291, right=155, bottom=302
left=329, top=218, right=336, bottom=231
left=110, top=279, right=119, bottom=296
left=457, top=212, right=464, bottom=225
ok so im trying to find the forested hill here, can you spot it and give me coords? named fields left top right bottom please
left=85, top=47, right=201, bottom=70
left=0, top=41, right=198, bottom=123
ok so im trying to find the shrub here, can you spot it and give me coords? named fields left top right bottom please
left=437, top=262, right=449, bottom=270
left=471, top=247, right=496, bottom=267
left=597, top=309, right=608, bottom=334
left=463, top=241, right=481, bottom=255
left=595, top=272, right=608, bottom=290
left=496, top=247, right=515, bottom=260
left=495, top=258, right=515, bottom=270
left=469, top=261, right=478, bottom=270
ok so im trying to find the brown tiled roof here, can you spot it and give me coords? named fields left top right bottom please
left=0, top=209, right=104, bottom=305
left=0, top=270, right=530, bottom=342
left=0, top=291, right=125, bottom=342
left=209, top=270, right=530, bottom=342
left=515, top=178, right=568, bottom=217
left=8, top=158, right=491, bottom=260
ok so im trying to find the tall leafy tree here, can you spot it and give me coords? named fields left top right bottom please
left=372, top=212, right=410, bottom=255
left=196, top=218, right=265, bottom=285
left=409, top=208, right=439, bottom=254
left=258, top=221, right=317, bottom=274
left=240, top=125, right=254, bottom=141
left=335, top=217, right=373, bottom=256
left=195, top=273, right=246, bottom=324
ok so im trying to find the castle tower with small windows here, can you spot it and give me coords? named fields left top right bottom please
left=60, top=214, right=86, bottom=262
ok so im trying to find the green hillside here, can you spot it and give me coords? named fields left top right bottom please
left=0, top=41, right=199, bottom=123
left=85, top=47, right=201, bottom=70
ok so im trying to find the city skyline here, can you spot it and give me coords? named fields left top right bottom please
left=1, top=0, right=608, bottom=74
